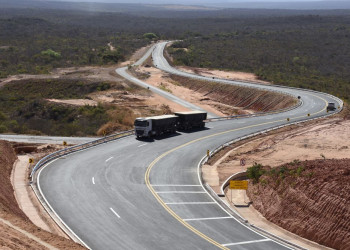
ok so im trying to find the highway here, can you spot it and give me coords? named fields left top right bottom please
left=116, top=45, right=217, bottom=118
left=36, top=42, right=342, bottom=249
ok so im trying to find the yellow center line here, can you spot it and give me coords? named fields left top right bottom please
left=145, top=94, right=329, bottom=249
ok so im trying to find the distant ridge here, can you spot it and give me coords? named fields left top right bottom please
left=45, top=0, right=350, bottom=10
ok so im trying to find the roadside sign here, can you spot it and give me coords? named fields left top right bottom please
left=63, top=141, right=67, bottom=146
left=29, top=158, right=34, bottom=164
left=240, top=158, right=246, bottom=166
left=207, top=150, right=210, bottom=157
left=229, top=180, right=248, bottom=190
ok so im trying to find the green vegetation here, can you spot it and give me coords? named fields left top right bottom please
left=247, top=161, right=308, bottom=184
left=247, top=163, right=265, bottom=183
left=0, top=79, right=111, bottom=136
left=143, top=33, right=158, bottom=40
left=168, top=15, right=350, bottom=103
left=1, top=8, right=349, bottom=136
left=0, top=10, right=151, bottom=77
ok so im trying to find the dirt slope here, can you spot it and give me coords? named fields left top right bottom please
left=134, top=65, right=297, bottom=117
left=0, top=140, right=84, bottom=249
left=206, top=112, right=350, bottom=249
left=247, top=159, right=350, bottom=250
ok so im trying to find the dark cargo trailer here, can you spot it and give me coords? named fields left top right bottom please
left=174, top=111, right=207, bottom=130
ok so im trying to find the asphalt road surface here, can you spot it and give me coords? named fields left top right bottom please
left=37, top=42, right=342, bottom=249
left=116, top=45, right=217, bottom=118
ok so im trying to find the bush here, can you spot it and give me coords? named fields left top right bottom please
left=0, top=124, right=8, bottom=133
left=247, top=163, right=265, bottom=184
left=143, top=33, right=158, bottom=40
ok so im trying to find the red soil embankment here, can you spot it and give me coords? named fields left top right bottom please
left=247, top=159, right=350, bottom=249
left=170, top=74, right=296, bottom=113
left=0, top=140, right=85, bottom=249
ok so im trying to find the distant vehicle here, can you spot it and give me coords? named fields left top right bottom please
left=134, top=111, right=207, bottom=138
left=327, top=102, right=336, bottom=111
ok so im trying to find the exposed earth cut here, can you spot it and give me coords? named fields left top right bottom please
left=204, top=111, right=350, bottom=249
left=247, top=158, right=350, bottom=250
left=0, top=140, right=85, bottom=249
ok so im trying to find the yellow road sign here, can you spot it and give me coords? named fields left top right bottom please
left=229, top=180, right=248, bottom=190
left=63, top=141, right=67, bottom=146
left=29, top=158, right=34, bottom=164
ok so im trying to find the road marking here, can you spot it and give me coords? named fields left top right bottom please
left=138, top=143, right=148, bottom=147
left=105, top=156, right=114, bottom=162
left=92, top=177, right=95, bottom=185
left=157, top=191, right=206, bottom=194
left=165, top=202, right=216, bottom=205
left=145, top=93, right=328, bottom=250
left=184, top=216, right=232, bottom=221
left=152, top=184, right=201, bottom=186
left=110, top=208, right=121, bottom=219
left=222, top=239, right=271, bottom=246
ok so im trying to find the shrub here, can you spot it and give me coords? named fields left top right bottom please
left=0, top=124, right=8, bottom=133
left=247, top=163, right=265, bottom=184
left=143, top=33, right=158, bottom=40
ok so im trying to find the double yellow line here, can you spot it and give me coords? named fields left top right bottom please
left=144, top=94, right=328, bottom=248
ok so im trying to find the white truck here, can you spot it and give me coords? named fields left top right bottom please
left=134, top=111, right=207, bottom=138
left=134, top=115, right=178, bottom=138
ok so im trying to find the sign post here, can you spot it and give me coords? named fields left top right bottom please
left=230, top=180, right=248, bottom=190
left=229, top=180, right=249, bottom=204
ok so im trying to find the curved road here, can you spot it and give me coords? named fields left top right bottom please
left=37, top=43, right=342, bottom=249
left=116, top=45, right=217, bottom=118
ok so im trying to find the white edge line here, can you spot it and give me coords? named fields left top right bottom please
left=157, top=191, right=206, bottom=194
left=196, top=155, right=294, bottom=250
left=183, top=216, right=232, bottom=221
left=105, top=156, right=114, bottom=162
left=110, top=207, right=121, bottom=218
left=138, top=143, right=148, bottom=147
left=37, top=159, right=91, bottom=249
left=222, top=238, right=271, bottom=247
left=165, top=202, right=216, bottom=205
left=92, top=177, right=95, bottom=185
left=151, top=184, right=201, bottom=186
left=34, top=136, right=132, bottom=249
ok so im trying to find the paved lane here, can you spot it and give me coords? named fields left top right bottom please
left=37, top=42, right=342, bottom=249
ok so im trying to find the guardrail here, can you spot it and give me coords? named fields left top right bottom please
left=206, top=99, right=303, bottom=122
left=196, top=100, right=343, bottom=250
left=30, top=130, right=134, bottom=180
left=162, top=41, right=344, bottom=108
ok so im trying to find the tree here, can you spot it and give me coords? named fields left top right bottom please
left=143, top=33, right=158, bottom=40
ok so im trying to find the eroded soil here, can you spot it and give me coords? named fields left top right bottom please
left=206, top=113, right=350, bottom=249
left=0, top=140, right=85, bottom=249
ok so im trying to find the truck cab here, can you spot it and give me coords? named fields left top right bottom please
left=134, top=115, right=178, bottom=138
left=134, top=118, right=152, bottom=138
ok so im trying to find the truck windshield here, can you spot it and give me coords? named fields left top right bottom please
left=134, top=120, right=149, bottom=127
